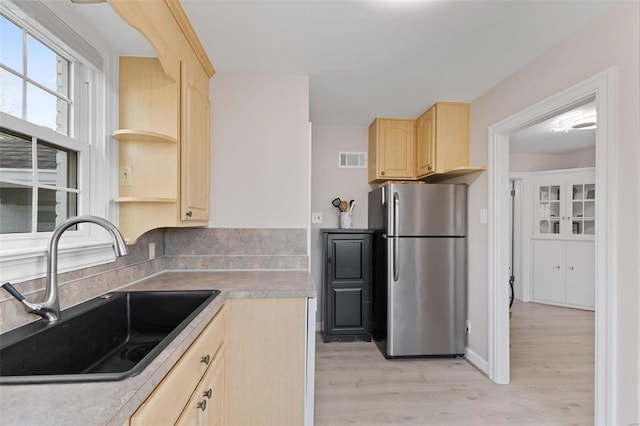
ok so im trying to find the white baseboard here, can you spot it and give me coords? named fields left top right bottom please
left=465, top=347, right=490, bottom=375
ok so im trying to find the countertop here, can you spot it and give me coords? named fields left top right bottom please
left=0, top=270, right=316, bottom=426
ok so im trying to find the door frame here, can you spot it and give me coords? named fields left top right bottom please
left=487, top=68, right=616, bottom=424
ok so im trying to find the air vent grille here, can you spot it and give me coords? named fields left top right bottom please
left=338, top=152, right=367, bottom=168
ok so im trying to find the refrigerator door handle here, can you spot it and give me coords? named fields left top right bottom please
left=393, top=191, right=399, bottom=236
left=392, top=191, right=400, bottom=281
left=393, top=237, right=399, bottom=281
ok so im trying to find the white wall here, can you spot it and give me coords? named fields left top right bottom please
left=210, top=73, right=310, bottom=229
left=510, top=147, right=595, bottom=172
left=463, top=2, right=638, bottom=421
left=310, top=124, right=371, bottom=323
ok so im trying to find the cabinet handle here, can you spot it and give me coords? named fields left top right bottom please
left=200, top=354, right=211, bottom=365
left=381, top=171, right=385, bottom=176
left=203, top=388, right=213, bottom=399
left=197, top=400, right=207, bottom=411
left=186, top=210, right=193, bottom=218
left=328, top=257, right=332, bottom=264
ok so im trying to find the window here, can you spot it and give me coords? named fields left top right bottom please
left=1, top=14, right=80, bottom=235
left=0, top=1, right=115, bottom=284
left=1, top=14, right=71, bottom=134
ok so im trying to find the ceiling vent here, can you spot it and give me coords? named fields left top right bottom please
left=338, top=152, right=367, bottom=168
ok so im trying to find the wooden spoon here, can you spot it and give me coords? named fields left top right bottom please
left=339, top=200, right=349, bottom=212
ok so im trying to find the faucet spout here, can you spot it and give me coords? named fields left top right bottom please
left=2, top=216, right=128, bottom=323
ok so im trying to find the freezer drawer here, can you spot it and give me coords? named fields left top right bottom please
left=385, top=236, right=467, bottom=357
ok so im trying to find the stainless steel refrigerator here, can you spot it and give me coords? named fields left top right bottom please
left=368, top=183, right=467, bottom=358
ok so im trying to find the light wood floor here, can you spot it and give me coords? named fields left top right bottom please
left=314, top=301, right=595, bottom=425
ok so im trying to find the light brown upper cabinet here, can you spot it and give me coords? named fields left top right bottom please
left=369, top=102, right=483, bottom=184
left=418, top=102, right=471, bottom=179
left=368, top=118, right=416, bottom=183
left=180, top=58, right=211, bottom=223
left=415, top=106, right=435, bottom=177
left=109, top=0, right=214, bottom=243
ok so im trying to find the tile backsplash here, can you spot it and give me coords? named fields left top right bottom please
left=164, top=228, right=309, bottom=271
left=0, top=228, right=308, bottom=332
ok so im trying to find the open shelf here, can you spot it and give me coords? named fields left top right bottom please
left=113, top=129, right=177, bottom=144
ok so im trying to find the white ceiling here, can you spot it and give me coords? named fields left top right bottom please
left=179, top=0, right=615, bottom=126
left=55, top=0, right=614, bottom=146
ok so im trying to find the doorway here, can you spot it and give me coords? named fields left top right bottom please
left=486, top=69, right=616, bottom=424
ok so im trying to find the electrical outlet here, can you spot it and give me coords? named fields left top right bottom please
left=148, top=243, right=156, bottom=260
left=466, top=320, right=471, bottom=335
left=119, top=166, right=132, bottom=186
left=311, top=212, right=323, bottom=224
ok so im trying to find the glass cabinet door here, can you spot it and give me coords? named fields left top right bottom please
left=538, top=185, right=561, bottom=235
left=571, top=183, right=595, bottom=235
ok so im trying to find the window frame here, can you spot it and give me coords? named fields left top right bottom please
left=0, top=2, right=119, bottom=284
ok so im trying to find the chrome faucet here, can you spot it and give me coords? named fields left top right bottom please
left=1, top=215, right=128, bottom=322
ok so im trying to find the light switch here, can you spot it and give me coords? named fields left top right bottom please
left=480, top=209, right=488, bottom=224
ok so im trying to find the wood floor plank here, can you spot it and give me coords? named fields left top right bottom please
left=314, top=301, right=594, bottom=425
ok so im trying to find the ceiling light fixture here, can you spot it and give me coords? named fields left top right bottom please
left=571, top=115, right=597, bottom=130
left=550, top=111, right=597, bottom=133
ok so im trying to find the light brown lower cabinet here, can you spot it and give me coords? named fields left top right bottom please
left=130, top=305, right=227, bottom=425
left=225, top=298, right=307, bottom=426
left=176, top=348, right=225, bottom=426
left=129, top=298, right=308, bottom=426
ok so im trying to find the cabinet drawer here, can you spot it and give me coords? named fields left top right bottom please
left=176, top=345, right=226, bottom=426
left=130, top=305, right=227, bottom=425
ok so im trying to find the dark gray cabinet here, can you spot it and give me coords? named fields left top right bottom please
left=321, top=229, right=373, bottom=342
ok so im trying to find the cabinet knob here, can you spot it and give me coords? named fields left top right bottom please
left=197, top=400, right=207, bottom=411
left=555, top=265, right=561, bottom=269
left=203, top=388, right=213, bottom=399
left=186, top=210, right=193, bottom=218
left=381, top=171, right=385, bottom=176
left=569, top=266, right=574, bottom=270
left=427, top=165, right=432, bottom=171
left=200, top=354, right=211, bottom=365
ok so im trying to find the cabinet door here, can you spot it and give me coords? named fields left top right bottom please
left=180, top=59, right=210, bottom=223
left=568, top=181, right=596, bottom=238
left=377, top=119, right=415, bottom=179
left=416, top=107, right=435, bottom=178
left=565, top=241, right=595, bottom=308
left=535, top=183, right=563, bottom=237
left=532, top=239, right=565, bottom=303
left=329, top=286, right=368, bottom=334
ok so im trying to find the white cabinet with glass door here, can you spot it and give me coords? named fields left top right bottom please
left=535, top=169, right=595, bottom=239
left=531, top=168, right=595, bottom=309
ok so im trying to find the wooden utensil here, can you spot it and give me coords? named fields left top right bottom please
left=339, top=200, right=349, bottom=212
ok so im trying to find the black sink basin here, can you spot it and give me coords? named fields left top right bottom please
left=0, top=290, right=220, bottom=384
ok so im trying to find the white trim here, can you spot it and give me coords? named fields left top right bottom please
left=5, top=0, right=103, bottom=70
left=304, top=297, right=317, bottom=426
left=465, top=347, right=490, bottom=376
left=487, top=68, right=617, bottom=424
left=0, top=5, right=118, bottom=285
left=0, top=241, right=117, bottom=284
